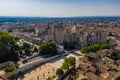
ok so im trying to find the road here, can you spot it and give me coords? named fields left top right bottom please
left=19, top=56, right=44, bottom=68
left=15, top=54, right=62, bottom=74
left=5, top=49, right=82, bottom=79
left=18, top=52, right=59, bottom=68
left=17, top=50, right=81, bottom=71
left=18, top=52, right=41, bottom=68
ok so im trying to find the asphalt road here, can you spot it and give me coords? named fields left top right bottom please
left=15, top=54, right=61, bottom=73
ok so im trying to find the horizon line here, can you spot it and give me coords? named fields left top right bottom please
left=0, top=15, right=120, bottom=18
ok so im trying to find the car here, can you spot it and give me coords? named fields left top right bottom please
left=22, top=59, right=27, bottom=63
left=22, top=55, right=26, bottom=58
left=29, top=53, right=33, bottom=56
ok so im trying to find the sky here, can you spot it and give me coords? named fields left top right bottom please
left=0, top=0, right=120, bottom=17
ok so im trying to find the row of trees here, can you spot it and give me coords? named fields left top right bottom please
left=56, top=56, right=76, bottom=76
left=81, top=44, right=110, bottom=54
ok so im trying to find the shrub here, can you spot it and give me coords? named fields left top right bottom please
left=62, top=56, right=76, bottom=70
left=18, top=71, right=24, bottom=75
left=46, top=77, right=52, bottom=80
left=10, top=72, right=17, bottom=79
left=111, top=54, right=118, bottom=60
left=56, top=68, right=64, bottom=75
left=33, top=47, right=38, bottom=52
left=61, top=62, right=69, bottom=70
left=81, top=44, right=110, bottom=53
left=39, top=42, right=57, bottom=55
left=4, top=66, right=14, bottom=72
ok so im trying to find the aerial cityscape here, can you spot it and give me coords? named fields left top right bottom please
left=0, top=0, right=120, bottom=80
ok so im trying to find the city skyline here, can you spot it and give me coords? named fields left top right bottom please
left=0, top=0, right=120, bottom=17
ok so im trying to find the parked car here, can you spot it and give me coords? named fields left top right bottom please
left=22, top=59, right=27, bottom=63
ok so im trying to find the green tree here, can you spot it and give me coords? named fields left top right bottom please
left=22, top=42, right=31, bottom=50
left=0, top=32, right=15, bottom=46
left=81, top=44, right=110, bottom=54
left=62, top=57, right=76, bottom=71
left=0, top=32, right=18, bottom=63
left=8, top=46, right=18, bottom=61
left=101, top=44, right=110, bottom=49
left=62, top=61, right=69, bottom=70
left=0, top=42, right=7, bottom=62
left=4, top=66, right=14, bottom=73
left=24, top=48, right=30, bottom=55
left=56, top=68, right=64, bottom=76
left=18, top=71, right=24, bottom=76
left=69, top=56, right=76, bottom=66
left=39, top=42, right=57, bottom=55
left=33, top=47, right=38, bottom=52
left=10, top=72, right=17, bottom=80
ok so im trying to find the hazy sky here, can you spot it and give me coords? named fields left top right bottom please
left=0, top=0, right=120, bottom=17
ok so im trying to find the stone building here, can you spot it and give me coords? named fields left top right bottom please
left=55, top=25, right=107, bottom=49
left=38, top=25, right=107, bottom=49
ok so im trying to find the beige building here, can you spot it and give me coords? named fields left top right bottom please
left=38, top=25, right=107, bottom=49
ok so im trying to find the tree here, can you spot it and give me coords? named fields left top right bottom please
left=18, top=71, right=24, bottom=76
left=8, top=46, right=18, bottom=61
left=56, top=68, right=64, bottom=76
left=0, top=32, right=15, bottom=46
left=0, top=42, right=7, bottom=62
left=10, top=72, right=17, bottom=80
left=69, top=56, right=76, bottom=66
left=101, top=44, right=110, bottom=49
left=39, top=42, right=57, bottom=55
left=62, top=62, right=69, bottom=70
left=33, top=47, right=38, bottom=52
left=0, top=32, right=18, bottom=63
left=22, top=42, right=31, bottom=50
left=81, top=44, right=110, bottom=54
left=24, top=48, right=30, bottom=56
left=4, top=66, right=14, bottom=73
left=62, top=57, right=76, bottom=71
